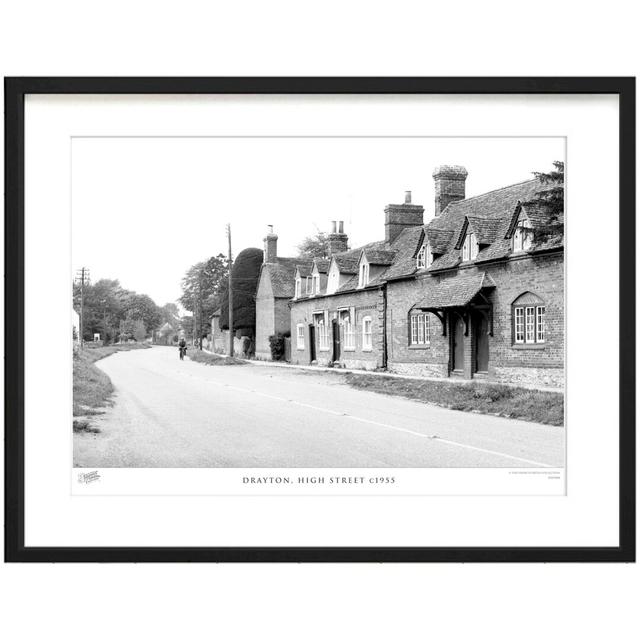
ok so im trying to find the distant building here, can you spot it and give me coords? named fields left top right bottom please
left=155, top=321, right=177, bottom=346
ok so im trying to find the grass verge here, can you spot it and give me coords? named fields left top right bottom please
left=187, top=349, right=247, bottom=366
left=343, top=373, right=564, bottom=426
left=73, top=343, right=149, bottom=420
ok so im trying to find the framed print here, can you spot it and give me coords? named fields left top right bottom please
left=4, top=77, right=635, bottom=562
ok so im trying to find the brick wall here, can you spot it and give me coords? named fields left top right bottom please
left=290, top=287, right=385, bottom=370
left=386, top=251, right=564, bottom=387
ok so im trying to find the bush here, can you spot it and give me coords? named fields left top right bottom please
left=268, top=332, right=289, bottom=361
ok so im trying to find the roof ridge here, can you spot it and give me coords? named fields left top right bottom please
left=443, top=178, right=539, bottom=209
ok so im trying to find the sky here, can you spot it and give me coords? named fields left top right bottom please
left=72, top=136, right=564, bottom=309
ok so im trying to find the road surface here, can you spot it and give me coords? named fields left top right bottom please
left=73, top=346, right=564, bottom=468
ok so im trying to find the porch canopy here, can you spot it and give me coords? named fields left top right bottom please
left=412, top=272, right=496, bottom=335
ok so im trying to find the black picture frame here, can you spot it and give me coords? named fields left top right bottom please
left=4, top=77, right=635, bottom=563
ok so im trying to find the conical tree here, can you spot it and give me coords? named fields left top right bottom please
left=220, top=247, right=263, bottom=337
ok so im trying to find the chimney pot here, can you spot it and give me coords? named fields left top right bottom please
left=338, top=220, right=344, bottom=233
left=331, top=221, right=337, bottom=233
left=404, top=190, right=412, bottom=204
left=263, top=226, right=278, bottom=263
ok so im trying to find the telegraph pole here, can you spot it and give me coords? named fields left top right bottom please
left=75, top=267, right=90, bottom=349
left=226, top=223, right=234, bottom=357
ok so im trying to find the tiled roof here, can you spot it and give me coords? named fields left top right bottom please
left=427, top=179, right=564, bottom=272
left=333, top=254, right=359, bottom=274
left=288, top=176, right=563, bottom=301
left=424, top=227, right=454, bottom=254
left=313, top=259, right=331, bottom=273
left=415, top=272, right=496, bottom=309
left=336, top=274, right=360, bottom=293
left=265, top=257, right=310, bottom=298
left=466, top=214, right=503, bottom=245
left=295, top=264, right=313, bottom=277
left=363, top=249, right=396, bottom=265
left=381, top=226, right=424, bottom=281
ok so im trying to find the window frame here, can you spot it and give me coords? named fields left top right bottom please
left=296, top=323, right=305, bottom=350
left=513, top=302, right=546, bottom=346
left=462, top=232, right=478, bottom=262
left=362, top=315, right=373, bottom=351
left=358, top=262, right=369, bottom=288
left=339, top=309, right=356, bottom=351
left=512, top=216, right=533, bottom=253
left=416, top=245, right=426, bottom=269
left=409, top=312, right=431, bottom=347
left=316, top=315, right=330, bottom=351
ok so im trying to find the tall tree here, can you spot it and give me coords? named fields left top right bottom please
left=160, top=302, right=181, bottom=330
left=219, top=247, right=263, bottom=335
left=179, top=254, right=229, bottom=347
left=297, top=231, right=331, bottom=260
left=532, top=161, right=564, bottom=243
left=73, top=278, right=163, bottom=344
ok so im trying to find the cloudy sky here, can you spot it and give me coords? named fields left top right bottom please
left=72, top=136, right=564, bottom=309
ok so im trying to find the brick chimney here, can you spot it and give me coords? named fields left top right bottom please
left=384, top=191, right=424, bottom=243
left=263, top=225, right=278, bottom=263
left=328, top=220, right=349, bottom=255
left=433, top=165, right=468, bottom=216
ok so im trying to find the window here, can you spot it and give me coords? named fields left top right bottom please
left=409, top=313, right=430, bottom=345
left=358, top=262, right=369, bottom=288
left=343, top=320, right=355, bottom=350
left=294, top=277, right=301, bottom=299
left=316, top=316, right=330, bottom=351
left=417, top=243, right=434, bottom=269
left=536, top=306, right=546, bottom=343
left=312, top=273, right=320, bottom=295
left=514, top=307, right=525, bottom=343
left=296, top=324, right=305, bottom=350
left=462, top=232, right=478, bottom=262
left=327, top=265, right=339, bottom=294
left=513, top=216, right=533, bottom=252
left=362, top=316, right=373, bottom=351
left=513, top=292, right=545, bottom=345
left=305, top=277, right=312, bottom=295
left=339, top=309, right=355, bottom=351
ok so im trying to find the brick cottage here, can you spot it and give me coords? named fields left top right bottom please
left=286, top=165, right=564, bottom=388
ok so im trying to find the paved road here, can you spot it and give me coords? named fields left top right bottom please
left=74, top=346, right=564, bottom=468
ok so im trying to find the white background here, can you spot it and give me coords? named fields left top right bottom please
left=27, top=95, right=599, bottom=547
left=1, top=2, right=638, bottom=639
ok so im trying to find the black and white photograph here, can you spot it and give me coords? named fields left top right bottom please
left=71, top=136, right=565, bottom=473
left=6, top=78, right=632, bottom=564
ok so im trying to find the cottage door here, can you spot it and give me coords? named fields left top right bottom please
left=308, top=324, right=316, bottom=362
left=474, top=311, right=489, bottom=373
left=452, top=315, right=465, bottom=372
left=332, top=319, right=341, bottom=362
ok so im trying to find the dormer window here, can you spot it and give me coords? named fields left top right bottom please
left=305, top=276, right=312, bottom=295
left=312, top=273, right=320, bottom=295
left=294, top=277, right=302, bottom=299
left=462, top=232, right=478, bottom=262
left=513, top=216, right=533, bottom=252
left=358, top=262, right=370, bottom=288
left=416, top=243, right=434, bottom=269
